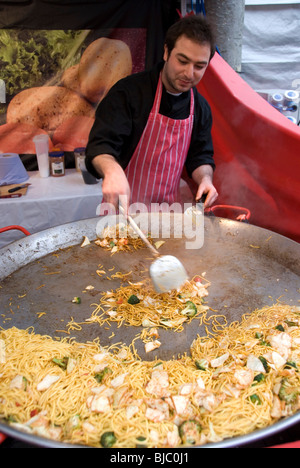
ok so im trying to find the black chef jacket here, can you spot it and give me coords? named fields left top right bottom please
left=86, top=62, right=215, bottom=180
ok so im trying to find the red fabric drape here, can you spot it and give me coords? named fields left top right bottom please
left=197, top=53, right=300, bottom=243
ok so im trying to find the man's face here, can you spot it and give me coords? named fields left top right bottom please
left=162, top=35, right=211, bottom=94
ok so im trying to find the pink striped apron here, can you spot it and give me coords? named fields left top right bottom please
left=125, top=73, right=194, bottom=207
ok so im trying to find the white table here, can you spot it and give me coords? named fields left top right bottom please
left=0, top=169, right=103, bottom=249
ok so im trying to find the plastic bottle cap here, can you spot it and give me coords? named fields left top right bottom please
left=49, top=151, right=64, bottom=157
left=272, top=93, right=283, bottom=102
left=284, top=90, right=299, bottom=101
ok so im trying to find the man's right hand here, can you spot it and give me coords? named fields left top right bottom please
left=92, top=154, right=130, bottom=213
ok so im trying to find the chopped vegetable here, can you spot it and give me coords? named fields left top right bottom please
left=253, top=373, right=265, bottom=384
left=181, top=301, right=197, bottom=318
left=255, top=332, right=270, bottom=346
left=94, top=367, right=112, bottom=383
left=278, top=379, right=299, bottom=404
left=81, top=236, right=91, bottom=247
left=136, top=436, right=147, bottom=448
left=285, top=320, right=298, bottom=327
left=153, top=361, right=163, bottom=368
left=67, top=414, right=81, bottom=431
left=178, top=420, right=202, bottom=445
left=258, top=356, right=270, bottom=373
left=53, top=357, right=69, bottom=370
left=249, top=394, right=261, bottom=405
left=100, top=431, right=117, bottom=448
left=52, top=357, right=76, bottom=374
left=259, top=339, right=270, bottom=346
left=195, top=359, right=207, bottom=371
left=284, top=361, right=298, bottom=371
left=159, top=317, right=187, bottom=328
left=72, top=296, right=81, bottom=304
left=142, top=318, right=157, bottom=328
left=127, top=294, right=140, bottom=305
left=275, top=324, right=285, bottom=332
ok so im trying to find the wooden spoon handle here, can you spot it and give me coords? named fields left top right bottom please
left=119, top=205, right=159, bottom=256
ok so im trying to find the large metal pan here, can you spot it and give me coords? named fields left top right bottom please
left=0, top=215, right=299, bottom=447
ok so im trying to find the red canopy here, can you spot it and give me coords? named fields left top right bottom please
left=197, top=53, right=300, bottom=243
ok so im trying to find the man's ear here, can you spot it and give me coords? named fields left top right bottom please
left=163, top=44, right=169, bottom=61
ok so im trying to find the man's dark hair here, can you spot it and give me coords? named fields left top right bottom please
left=165, top=14, right=216, bottom=61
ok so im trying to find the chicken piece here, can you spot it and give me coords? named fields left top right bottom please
left=150, top=429, right=159, bottom=445
left=88, top=394, right=111, bottom=413
left=233, top=368, right=254, bottom=389
left=113, top=386, right=132, bottom=408
left=145, top=340, right=161, bottom=353
left=268, top=333, right=292, bottom=360
left=90, top=384, right=114, bottom=397
left=166, top=426, right=181, bottom=447
left=171, top=395, right=189, bottom=415
left=116, top=348, right=128, bottom=360
left=192, top=281, right=209, bottom=298
left=0, top=339, right=6, bottom=363
left=93, top=352, right=109, bottom=362
left=145, top=370, right=170, bottom=397
left=94, top=362, right=110, bottom=373
left=260, top=350, right=286, bottom=371
left=126, top=404, right=140, bottom=419
left=47, top=426, right=63, bottom=440
left=10, top=375, right=26, bottom=390
left=149, top=328, right=159, bottom=339
left=247, top=355, right=266, bottom=373
left=37, top=374, right=60, bottom=391
left=223, top=384, right=241, bottom=399
left=146, top=398, right=169, bottom=422
left=146, top=407, right=166, bottom=423
left=271, top=395, right=283, bottom=419
left=82, top=421, right=96, bottom=433
left=194, top=390, right=221, bottom=412
left=210, top=352, right=229, bottom=368
left=27, top=412, right=49, bottom=428
left=179, top=383, right=194, bottom=395
left=196, top=377, right=205, bottom=390
left=110, top=373, right=128, bottom=388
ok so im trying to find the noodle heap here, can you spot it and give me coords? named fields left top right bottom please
left=1, top=303, right=300, bottom=447
left=86, top=275, right=211, bottom=332
left=94, top=223, right=154, bottom=254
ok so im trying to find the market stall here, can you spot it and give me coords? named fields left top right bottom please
left=0, top=0, right=299, bottom=450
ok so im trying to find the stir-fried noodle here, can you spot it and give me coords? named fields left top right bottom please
left=1, top=303, right=299, bottom=447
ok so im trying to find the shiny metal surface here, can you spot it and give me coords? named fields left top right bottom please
left=0, top=215, right=299, bottom=447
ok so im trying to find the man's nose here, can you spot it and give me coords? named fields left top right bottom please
left=184, top=63, right=194, bottom=79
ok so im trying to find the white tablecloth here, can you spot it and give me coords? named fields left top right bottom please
left=0, top=169, right=103, bottom=249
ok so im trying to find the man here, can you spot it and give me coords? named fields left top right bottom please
left=86, top=15, right=218, bottom=213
